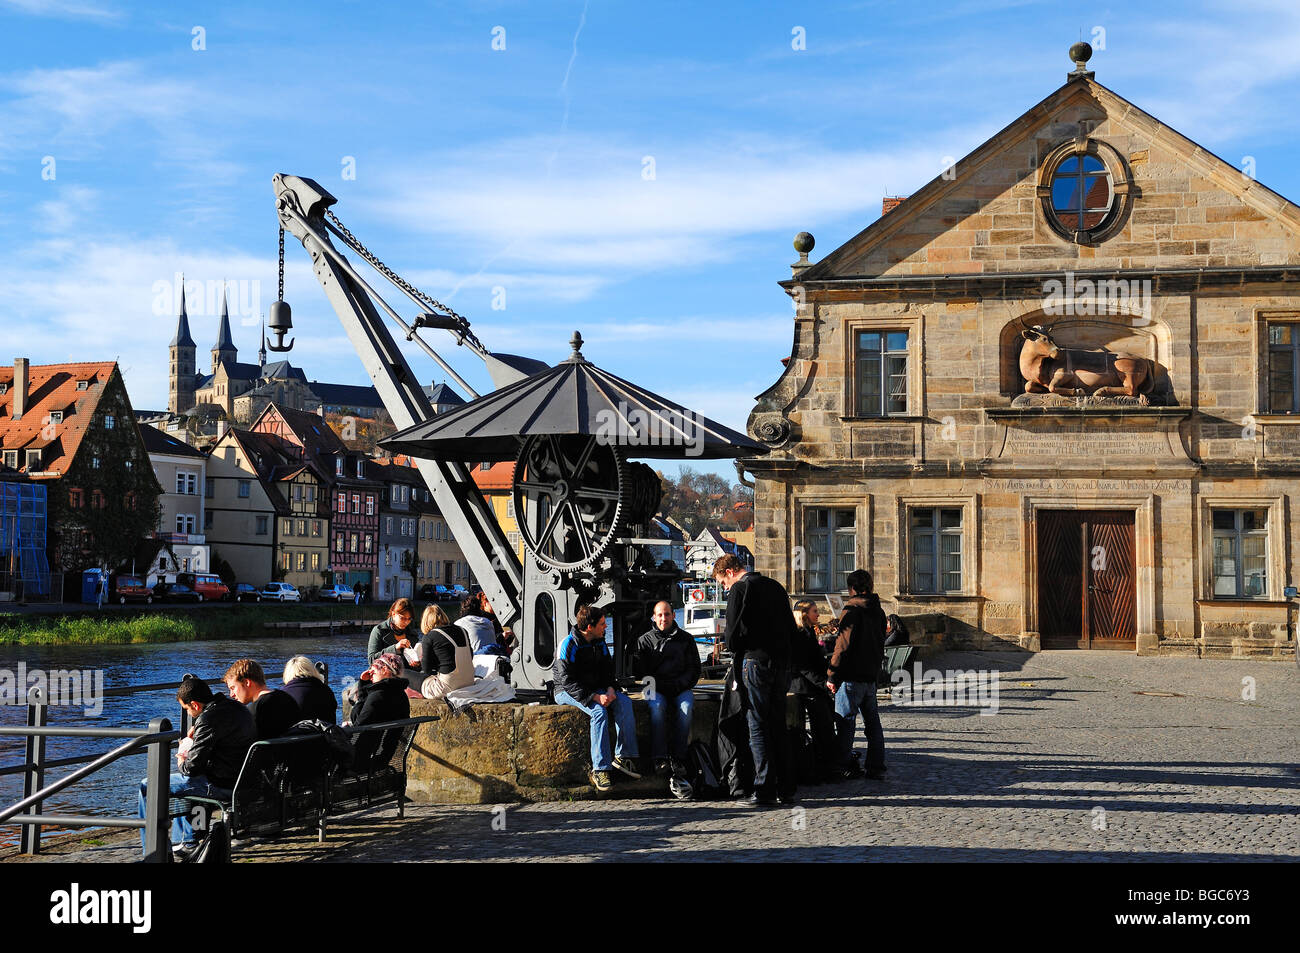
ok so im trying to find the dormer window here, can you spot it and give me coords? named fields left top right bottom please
left=2, top=450, right=16, bottom=469
left=26, top=449, right=41, bottom=470
left=49, top=411, right=63, bottom=423
left=76, top=380, right=88, bottom=391
left=335, top=457, right=344, bottom=477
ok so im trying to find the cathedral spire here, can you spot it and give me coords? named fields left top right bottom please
left=212, top=281, right=237, bottom=370
left=258, top=314, right=267, bottom=369
left=169, top=274, right=196, bottom=347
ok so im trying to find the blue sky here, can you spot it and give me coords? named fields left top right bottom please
left=2, top=0, right=1299, bottom=479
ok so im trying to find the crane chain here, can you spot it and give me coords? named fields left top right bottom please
left=323, top=207, right=487, bottom=354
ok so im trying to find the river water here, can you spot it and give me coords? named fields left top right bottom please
left=0, top=635, right=373, bottom=849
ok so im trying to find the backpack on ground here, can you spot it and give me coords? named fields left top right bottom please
left=684, top=740, right=722, bottom=799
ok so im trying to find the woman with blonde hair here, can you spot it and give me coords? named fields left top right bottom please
left=416, top=603, right=475, bottom=700
left=789, top=599, right=849, bottom=781
left=280, top=655, right=338, bottom=724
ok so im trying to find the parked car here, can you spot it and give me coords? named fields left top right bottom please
left=417, top=584, right=439, bottom=600
left=260, top=582, right=302, bottom=602
left=448, top=585, right=469, bottom=600
left=113, top=575, right=153, bottom=605
left=161, top=583, right=203, bottom=603
left=231, top=583, right=262, bottom=603
left=177, top=572, right=230, bottom=602
left=319, top=582, right=354, bottom=602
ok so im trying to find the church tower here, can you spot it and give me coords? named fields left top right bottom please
left=211, top=284, right=237, bottom=372
left=168, top=278, right=196, bottom=414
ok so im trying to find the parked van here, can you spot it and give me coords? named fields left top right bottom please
left=177, top=572, right=230, bottom=602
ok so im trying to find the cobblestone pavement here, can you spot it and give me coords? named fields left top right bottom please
left=10, top=650, right=1298, bottom=863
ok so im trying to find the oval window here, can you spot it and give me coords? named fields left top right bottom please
left=1050, top=154, right=1113, bottom=233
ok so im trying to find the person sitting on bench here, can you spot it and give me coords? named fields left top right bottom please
left=225, top=659, right=301, bottom=740
left=281, top=655, right=338, bottom=724
left=137, top=675, right=254, bottom=859
left=348, top=653, right=411, bottom=772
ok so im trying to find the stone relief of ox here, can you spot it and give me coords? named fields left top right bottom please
left=1018, top=325, right=1172, bottom=405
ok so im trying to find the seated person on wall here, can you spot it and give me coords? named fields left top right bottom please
left=455, top=591, right=513, bottom=656
left=225, top=659, right=302, bottom=740
left=281, top=655, right=338, bottom=724
left=414, top=604, right=475, bottom=700
left=632, top=600, right=700, bottom=779
left=137, top=675, right=255, bottom=859
left=554, top=603, right=641, bottom=793
left=346, top=653, right=411, bottom=772
left=792, top=601, right=854, bottom=781
left=367, top=598, right=419, bottom=664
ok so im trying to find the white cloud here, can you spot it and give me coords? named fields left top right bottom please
left=0, top=0, right=120, bottom=21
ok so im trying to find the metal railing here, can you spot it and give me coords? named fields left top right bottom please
left=0, top=664, right=330, bottom=860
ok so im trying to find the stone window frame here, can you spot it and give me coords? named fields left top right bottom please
left=1252, top=309, right=1300, bottom=421
left=1197, top=495, right=1286, bottom=603
left=792, top=495, right=870, bottom=595
left=895, top=494, right=979, bottom=599
left=1036, top=137, right=1132, bottom=246
left=840, top=313, right=926, bottom=421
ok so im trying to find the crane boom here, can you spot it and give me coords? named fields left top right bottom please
left=272, top=173, right=522, bottom=626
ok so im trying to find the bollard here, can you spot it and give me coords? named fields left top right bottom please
left=143, top=717, right=173, bottom=863
left=20, top=686, right=47, bottom=855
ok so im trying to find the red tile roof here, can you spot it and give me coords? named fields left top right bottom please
left=470, top=460, right=515, bottom=491
left=0, top=361, right=118, bottom=478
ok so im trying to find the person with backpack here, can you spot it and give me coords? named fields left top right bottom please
left=826, top=569, right=888, bottom=779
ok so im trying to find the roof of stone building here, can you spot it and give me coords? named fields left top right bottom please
left=309, top=381, right=383, bottom=408
left=0, top=361, right=119, bottom=479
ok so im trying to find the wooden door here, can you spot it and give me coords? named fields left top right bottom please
left=1036, top=510, right=1135, bottom=649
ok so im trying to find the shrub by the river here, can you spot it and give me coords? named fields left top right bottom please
left=0, top=603, right=386, bottom=645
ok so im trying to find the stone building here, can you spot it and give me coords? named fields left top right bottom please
left=745, top=46, right=1299, bottom=660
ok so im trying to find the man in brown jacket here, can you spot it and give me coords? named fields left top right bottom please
left=825, top=569, right=887, bottom=778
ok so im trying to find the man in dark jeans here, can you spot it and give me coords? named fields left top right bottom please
left=714, top=553, right=796, bottom=806
left=827, top=569, right=887, bottom=779
left=137, top=675, right=255, bottom=859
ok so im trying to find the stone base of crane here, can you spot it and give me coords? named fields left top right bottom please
left=401, top=685, right=802, bottom=804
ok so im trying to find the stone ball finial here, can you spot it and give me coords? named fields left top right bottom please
left=1069, top=41, right=1093, bottom=70
left=793, top=231, right=815, bottom=255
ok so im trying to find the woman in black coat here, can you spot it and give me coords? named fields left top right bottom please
left=280, top=655, right=339, bottom=724
left=791, top=600, right=849, bottom=780
left=348, top=653, right=411, bottom=771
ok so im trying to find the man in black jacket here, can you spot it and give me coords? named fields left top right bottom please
left=137, top=675, right=256, bottom=858
left=827, top=569, right=887, bottom=778
left=633, top=600, right=701, bottom=777
left=714, top=553, right=796, bottom=806
left=224, top=658, right=301, bottom=740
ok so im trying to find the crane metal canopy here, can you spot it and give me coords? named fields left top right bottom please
left=380, top=331, right=768, bottom=462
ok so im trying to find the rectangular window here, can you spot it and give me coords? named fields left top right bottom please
left=204, top=509, right=213, bottom=530
left=238, top=480, right=250, bottom=498
left=293, top=484, right=302, bottom=501
left=337, top=493, right=346, bottom=514
left=335, top=533, right=344, bottom=553
left=280, top=551, right=291, bottom=571
left=297, top=519, right=307, bottom=536
left=805, top=508, right=856, bottom=592
left=311, top=552, right=320, bottom=571
left=385, top=551, right=391, bottom=567
left=205, top=478, right=214, bottom=499
left=351, top=493, right=360, bottom=514
left=2, top=450, right=17, bottom=469
left=1212, top=509, right=1268, bottom=598
left=335, top=458, right=344, bottom=477
left=855, top=330, right=909, bottom=417
left=350, top=533, right=359, bottom=554
left=49, top=410, right=63, bottom=423
left=306, top=485, right=315, bottom=502
left=312, top=520, right=322, bottom=537
left=69, top=487, right=83, bottom=508
left=92, top=456, right=101, bottom=469
left=386, top=517, right=393, bottom=535
left=283, top=519, right=293, bottom=537
left=255, top=515, right=268, bottom=535
left=364, top=533, right=373, bottom=554
left=297, top=552, right=306, bottom=572
left=1268, top=323, right=1300, bottom=414
left=909, top=507, right=963, bottom=593
left=176, top=514, right=196, bottom=534
left=91, top=489, right=105, bottom=509
left=508, top=531, right=521, bottom=548
left=366, top=495, right=375, bottom=516
left=26, top=449, right=41, bottom=470
left=507, top=498, right=515, bottom=519
left=104, top=414, right=115, bottom=430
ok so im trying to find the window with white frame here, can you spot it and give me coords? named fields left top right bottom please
left=176, top=513, right=196, bottom=534
left=1212, top=509, right=1268, bottom=598
left=909, top=507, right=963, bottom=593
left=805, top=508, right=856, bottom=592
